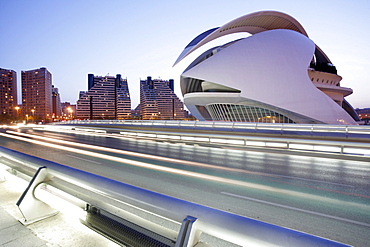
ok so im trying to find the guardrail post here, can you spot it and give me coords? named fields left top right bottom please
left=16, top=166, right=58, bottom=225
left=175, top=216, right=201, bottom=247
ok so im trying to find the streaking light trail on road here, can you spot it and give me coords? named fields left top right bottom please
left=1, top=131, right=368, bottom=204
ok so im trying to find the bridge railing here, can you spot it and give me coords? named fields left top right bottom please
left=48, top=121, right=370, bottom=158
left=0, top=146, right=347, bottom=246
left=116, top=129, right=370, bottom=157
left=54, top=120, right=370, bottom=139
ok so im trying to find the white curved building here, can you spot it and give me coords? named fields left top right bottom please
left=174, top=11, right=360, bottom=125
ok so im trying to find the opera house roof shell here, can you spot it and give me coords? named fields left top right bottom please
left=174, top=11, right=359, bottom=125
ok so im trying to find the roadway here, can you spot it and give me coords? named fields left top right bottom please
left=0, top=126, right=369, bottom=246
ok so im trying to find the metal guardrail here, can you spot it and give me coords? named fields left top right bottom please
left=116, top=129, right=370, bottom=157
left=48, top=121, right=370, bottom=158
left=0, top=146, right=348, bottom=246
left=54, top=120, right=370, bottom=138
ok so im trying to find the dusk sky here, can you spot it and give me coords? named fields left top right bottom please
left=1, top=0, right=369, bottom=109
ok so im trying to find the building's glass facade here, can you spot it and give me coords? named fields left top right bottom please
left=206, top=103, right=295, bottom=123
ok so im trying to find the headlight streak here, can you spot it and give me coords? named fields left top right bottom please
left=33, top=125, right=370, bottom=157
left=6, top=130, right=352, bottom=188
left=7, top=130, right=286, bottom=178
left=2, top=131, right=370, bottom=205
left=1, top=132, right=281, bottom=190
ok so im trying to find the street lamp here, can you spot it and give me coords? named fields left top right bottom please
left=15, top=106, right=20, bottom=120
left=67, top=107, right=73, bottom=119
left=31, top=109, right=35, bottom=123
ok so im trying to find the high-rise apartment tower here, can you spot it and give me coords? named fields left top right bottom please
left=22, top=67, right=52, bottom=120
left=76, top=74, right=131, bottom=119
left=52, top=85, right=62, bottom=118
left=140, top=76, right=185, bottom=120
left=0, top=68, right=18, bottom=118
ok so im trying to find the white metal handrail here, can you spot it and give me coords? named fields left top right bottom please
left=46, top=124, right=370, bottom=157
left=0, top=146, right=348, bottom=246
left=116, top=129, right=370, bottom=157
left=53, top=120, right=370, bottom=138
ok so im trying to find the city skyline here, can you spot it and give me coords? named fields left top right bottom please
left=1, top=0, right=369, bottom=109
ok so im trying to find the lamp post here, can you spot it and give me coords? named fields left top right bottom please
left=31, top=109, right=35, bottom=123
left=15, top=106, right=20, bottom=120
left=67, top=107, right=73, bottom=119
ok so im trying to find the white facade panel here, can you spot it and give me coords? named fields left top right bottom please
left=176, top=11, right=359, bottom=125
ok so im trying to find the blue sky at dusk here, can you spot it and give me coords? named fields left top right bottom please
left=1, top=0, right=369, bottom=108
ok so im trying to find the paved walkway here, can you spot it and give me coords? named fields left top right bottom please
left=0, top=169, right=47, bottom=247
left=0, top=168, right=119, bottom=247
left=0, top=205, right=47, bottom=247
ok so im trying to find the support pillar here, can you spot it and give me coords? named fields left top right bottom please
left=16, top=166, right=58, bottom=225
left=175, top=216, right=201, bottom=247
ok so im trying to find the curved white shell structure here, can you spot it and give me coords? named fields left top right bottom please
left=175, top=11, right=359, bottom=125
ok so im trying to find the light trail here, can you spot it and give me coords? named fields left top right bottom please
left=0, top=132, right=278, bottom=190
left=1, top=131, right=368, bottom=204
left=5, top=130, right=354, bottom=188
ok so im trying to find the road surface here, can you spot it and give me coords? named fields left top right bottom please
left=0, top=126, right=369, bottom=246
